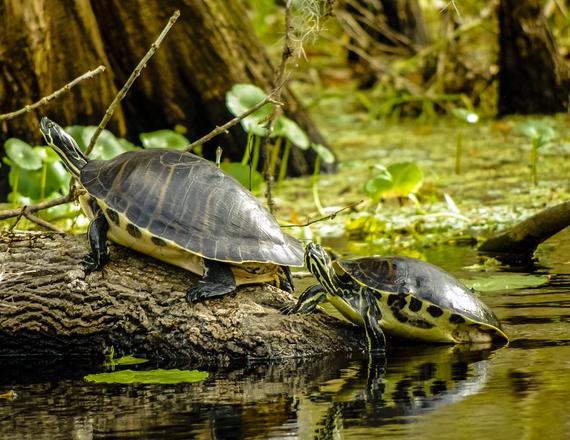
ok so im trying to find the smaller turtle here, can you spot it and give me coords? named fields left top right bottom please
left=288, top=243, right=508, bottom=351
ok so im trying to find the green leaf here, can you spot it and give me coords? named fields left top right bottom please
left=9, top=162, right=69, bottom=200
left=5, top=139, right=43, bottom=170
left=140, top=130, right=190, bottom=150
left=516, top=121, right=556, bottom=144
left=451, top=108, right=479, bottom=124
left=365, top=162, right=423, bottom=199
left=221, top=162, right=264, bottom=192
left=84, top=369, right=209, bottom=384
left=65, top=126, right=136, bottom=159
left=225, top=83, right=273, bottom=135
left=463, top=274, right=549, bottom=292
left=273, top=116, right=310, bottom=149
left=311, top=143, right=335, bottom=164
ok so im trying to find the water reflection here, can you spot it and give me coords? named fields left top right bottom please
left=0, top=344, right=500, bottom=439
left=303, top=345, right=495, bottom=438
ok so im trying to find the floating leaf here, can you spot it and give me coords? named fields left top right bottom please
left=311, top=143, right=335, bottom=164
left=225, top=84, right=273, bottom=135
left=221, top=162, right=263, bottom=192
left=5, top=139, right=43, bottom=170
left=140, top=130, right=190, bottom=150
left=273, top=116, right=310, bottom=149
left=84, top=368, right=208, bottom=384
left=463, top=274, right=550, bottom=292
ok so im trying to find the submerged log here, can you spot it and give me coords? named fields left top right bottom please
left=478, top=200, right=570, bottom=264
left=0, top=232, right=364, bottom=363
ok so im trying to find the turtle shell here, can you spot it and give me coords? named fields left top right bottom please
left=80, top=149, right=303, bottom=266
left=337, top=256, right=502, bottom=329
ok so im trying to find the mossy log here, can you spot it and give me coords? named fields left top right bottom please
left=0, top=232, right=364, bottom=364
left=478, top=200, right=570, bottom=263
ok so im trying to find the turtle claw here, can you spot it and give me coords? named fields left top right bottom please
left=280, top=304, right=297, bottom=315
left=81, top=252, right=108, bottom=273
left=186, top=281, right=235, bottom=303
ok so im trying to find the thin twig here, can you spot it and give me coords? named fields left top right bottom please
left=85, top=10, right=180, bottom=156
left=185, top=95, right=283, bottom=151
left=260, top=0, right=295, bottom=215
left=0, top=190, right=81, bottom=221
left=21, top=211, right=63, bottom=233
left=281, top=200, right=363, bottom=228
left=0, top=66, right=106, bottom=121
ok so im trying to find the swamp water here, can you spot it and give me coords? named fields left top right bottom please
left=1, top=229, right=569, bottom=440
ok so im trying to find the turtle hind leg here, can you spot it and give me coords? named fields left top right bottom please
left=186, top=259, right=236, bottom=303
left=83, top=202, right=110, bottom=273
left=282, top=284, right=327, bottom=315
left=278, top=266, right=294, bottom=293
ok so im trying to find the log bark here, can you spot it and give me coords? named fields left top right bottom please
left=0, top=231, right=364, bottom=363
left=498, top=0, right=570, bottom=115
left=478, top=200, right=570, bottom=263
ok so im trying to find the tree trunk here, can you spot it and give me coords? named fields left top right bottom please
left=478, top=200, right=570, bottom=264
left=379, top=0, right=429, bottom=46
left=498, top=0, right=570, bottom=115
left=0, top=231, right=364, bottom=363
left=0, top=0, right=333, bottom=199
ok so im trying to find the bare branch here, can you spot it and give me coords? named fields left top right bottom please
left=0, top=66, right=106, bottom=122
left=185, top=95, right=283, bottom=152
left=261, top=1, right=295, bottom=215
left=0, top=188, right=85, bottom=222
left=85, top=10, right=181, bottom=156
left=281, top=200, right=363, bottom=228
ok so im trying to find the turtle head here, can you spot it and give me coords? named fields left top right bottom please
left=40, top=117, right=88, bottom=177
left=304, top=242, right=336, bottom=291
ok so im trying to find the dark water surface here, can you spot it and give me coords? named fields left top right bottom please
left=1, top=230, right=569, bottom=439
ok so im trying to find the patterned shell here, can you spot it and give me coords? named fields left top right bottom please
left=80, top=149, right=304, bottom=266
left=338, top=256, right=502, bottom=327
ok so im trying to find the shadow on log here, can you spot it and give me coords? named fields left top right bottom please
left=0, top=232, right=364, bottom=364
left=478, top=200, right=570, bottom=264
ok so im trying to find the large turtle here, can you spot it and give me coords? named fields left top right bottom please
left=287, top=242, right=508, bottom=351
left=40, top=117, right=304, bottom=302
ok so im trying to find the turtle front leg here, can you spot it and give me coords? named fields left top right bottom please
left=186, top=259, right=236, bottom=303
left=82, top=204, right=110, bottom=273
left=361, top=288, right=387, bottom=353
left=283, top=284, right=327, bottom=315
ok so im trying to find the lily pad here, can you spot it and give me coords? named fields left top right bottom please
left=5, top=139, right=43, bottom=170
left=84, top=368, right=209, bottom=384
left=463, top=274, right=550, bottom=292
left=225, top=83, right=273, bottom=136
left=140, top=130, right=190, bottom=150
